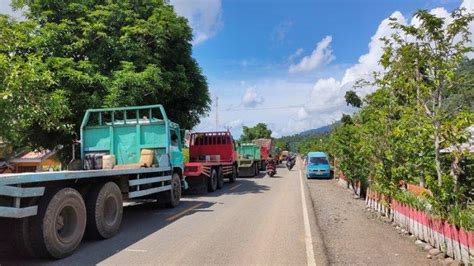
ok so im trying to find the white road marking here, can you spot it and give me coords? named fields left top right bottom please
left=229, top=183, right=242, bottom=191
left=299, top=169, right=316, bottom=266
left=124, top=249, right=147, bottom=253
left=166, top=203, right=204, bottom=221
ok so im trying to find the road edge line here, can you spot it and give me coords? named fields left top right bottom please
left=299, top=169, right=317, bottom=266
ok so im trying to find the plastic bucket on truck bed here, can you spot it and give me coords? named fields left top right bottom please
left=139, top=149, right=155, bottom=167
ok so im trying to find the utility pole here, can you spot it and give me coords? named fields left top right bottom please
left=215, top=96, right=219, bottom=131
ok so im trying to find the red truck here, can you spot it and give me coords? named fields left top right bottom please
left=253, top=138, right=274, bottom=170
left=184, top=132, right=238, bottom=192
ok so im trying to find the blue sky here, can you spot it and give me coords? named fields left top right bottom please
left=1, top=0, right=472, bottom=137
left=170, top=0, right=473, bottom=138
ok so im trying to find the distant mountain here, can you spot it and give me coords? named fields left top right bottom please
left=295, top=124, right=333, bottom=137
left=276, top=122, right=337, bottom=142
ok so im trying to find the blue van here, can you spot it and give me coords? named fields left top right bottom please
left=305, top=151, right=331, bottom=178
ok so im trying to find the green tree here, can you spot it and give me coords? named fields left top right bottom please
left=344, top=90, right=362, bottom=108
left=1, top=0, right=210, bottom=154
left=240, top=123, right=272, bottom=142
left=381, top=8, right=473, bottom=186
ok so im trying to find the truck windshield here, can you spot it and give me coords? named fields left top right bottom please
left=309, top=157, right=328, bottom=165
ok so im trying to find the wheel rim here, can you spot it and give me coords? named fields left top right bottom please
left=103, top=195, right=119, bottom=226
left=55, top=205, right=78, bottom=244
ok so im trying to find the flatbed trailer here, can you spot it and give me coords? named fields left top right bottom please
left=237, top=143, right=262, bottom=177
left=0, top=105, right=185, bottom=259
left=184, top=132, right=238, bottom=192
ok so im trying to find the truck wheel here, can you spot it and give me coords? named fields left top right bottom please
left=229, top=165, right=237, bottom=183
left=30, top=188, right=86, bottom=259
left=85, top=182, right=123, bottom=239
left=217, top=167, right=224, bottom=189
left=166, top=173, right=182, bottom=208
left=12, top=217, right=35, bottom=257
left=208, top=169, right=218, bottom=192
left=254, top=163, right=259, bottom=176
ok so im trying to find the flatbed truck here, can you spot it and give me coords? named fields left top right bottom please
left=0, top=105, right=185, bottom=259
left=184, top=132, right=238, bottom=192
left=237, top=143, right=262, bottom=177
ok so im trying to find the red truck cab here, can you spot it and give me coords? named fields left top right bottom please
left=184, top=132, right=238, bottom=192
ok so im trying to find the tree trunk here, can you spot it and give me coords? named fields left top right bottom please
left=419, top=164, right=425, bottom=188
left=434, top=122, right=443, bottom=186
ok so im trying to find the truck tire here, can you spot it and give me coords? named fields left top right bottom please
left=29, top=188, right=86, bottom=259
left=85, top=182, right=123, bottom=239
left=208, top=169, right=218, bottom=192
left=229, top=165, right=237, bottom=183
left=166, top=173, right=182, bottom=208
left=217, top=167, right=224, bottom=189
left=254, top=163, right=259, bottom=176
left=12, top=217, right=35, bottom=257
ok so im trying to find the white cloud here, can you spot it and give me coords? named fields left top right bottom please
left=341, top=12, right=406, bottom=87
left=241, top=86, right=264, bottom=108
left=196, top=0, right=473, bottom=137
left=288, top=48, right=304, bottom=61
left=289, top=36, right=335, bottom=73
left=170, top=0, right=223, bottom=45
left=289, top=12, right=408, bottom=133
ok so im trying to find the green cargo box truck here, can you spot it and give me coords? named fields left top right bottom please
left=237, top=143, right=262, bottom=177
left=0, top=105, right=185, bottom=259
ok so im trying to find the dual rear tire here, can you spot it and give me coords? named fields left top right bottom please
left=14, top=182, right=124, bottom=259
left=208, top=167, right=225, bottom=192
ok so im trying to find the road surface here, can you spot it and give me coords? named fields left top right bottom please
left=0, top=162, right=430, bottom=265
left=0, top=164, right=326, bottom=265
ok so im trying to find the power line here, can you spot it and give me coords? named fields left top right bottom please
left=224, top=105, right=302, bottom=111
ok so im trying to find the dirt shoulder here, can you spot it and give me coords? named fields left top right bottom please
left=306, top=178, right=434, bottom=265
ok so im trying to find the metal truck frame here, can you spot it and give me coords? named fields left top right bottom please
left=0, top=105, right=184, bottom=259
left=184, top=132, right=238, bottom=192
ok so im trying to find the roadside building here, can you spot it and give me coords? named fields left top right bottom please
left=9, top=149, right=62, bottom=173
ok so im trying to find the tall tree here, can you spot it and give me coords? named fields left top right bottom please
left=1, top=0, right=210, bottom=154
left=240, top=123, right=272, bottom=142
left=380, top=8, right=473, bottom=186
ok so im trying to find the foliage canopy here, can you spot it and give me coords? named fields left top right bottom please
left=0, top=0, right=210, bottom=155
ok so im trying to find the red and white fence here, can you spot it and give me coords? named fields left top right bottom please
left=366, top=190, right=474, bottom=264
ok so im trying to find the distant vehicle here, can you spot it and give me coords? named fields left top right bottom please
left=286, top=158, right=295, bottom=170
left=184, top=132, right=238, bottom=192
left=305, top=152, right=331, bottom=179
left=265, top=157, right=277, bottom=177
left=253, top=138, right=274, bottom=170
left=281, top=150, right=289, bottom=161
left=237, top=143, right=262, bottom=177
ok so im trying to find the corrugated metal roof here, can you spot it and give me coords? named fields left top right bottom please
left=9, top=149, right=56, bottom=163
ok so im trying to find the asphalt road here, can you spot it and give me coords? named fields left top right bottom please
left=0, top=164, right=327, bottom=265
